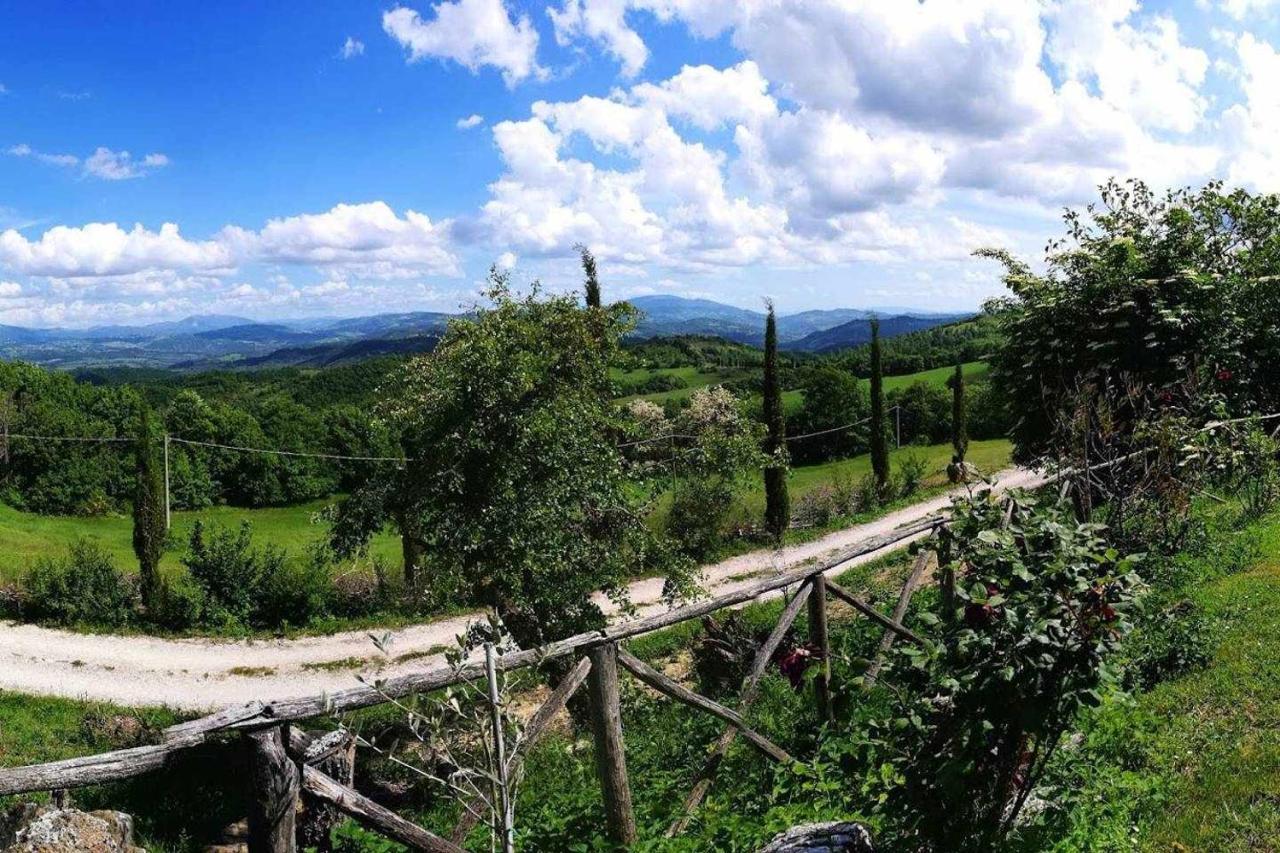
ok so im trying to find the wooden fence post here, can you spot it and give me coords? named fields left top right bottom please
left=246, top=725, right=299, bottom=853
left=587, top=642, right=637, bottom=846
left=807, top=574, right=832, bottom=724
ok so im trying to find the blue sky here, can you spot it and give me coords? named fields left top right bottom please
left=2, top=0, right=1279, bottom=326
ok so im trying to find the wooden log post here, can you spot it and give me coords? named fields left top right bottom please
left=586, top=642, right=637, bottom=846
left=807, top=574, right=832, bottom=724
left=290, top=728, right=356, bottom=852
left=246, top=725, right=300, bottom=853
left=301, top=765, right=465, bottom=853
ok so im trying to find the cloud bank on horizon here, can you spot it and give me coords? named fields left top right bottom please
left=1, top=0, right=1277, bottom=326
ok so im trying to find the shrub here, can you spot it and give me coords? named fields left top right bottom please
left=668, top=480, right=734, bottom=560
left=897, top=451, right=928, bottom=497
left=151, top=572, right=206, bottom=631
left=854, top=473, right=880, bottom=512
left=865, top=490, right=1143, bottom=851
left=793, top=485, right=841, bottom=528
left=23, top=540, right=137, bottom=627
left=182, top=521, right=325, bottom=629
left=256, top=542, right=334, bottom=628
left=1122, top=599, right=1214, bottom=690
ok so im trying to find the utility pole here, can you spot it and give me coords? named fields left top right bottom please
left=163, top=434, right=171, bottom=530
left=895, top=405, right=901, bottom=449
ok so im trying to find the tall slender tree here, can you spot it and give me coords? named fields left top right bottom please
left=948, top=360, right=968, bottom=482
left=869, top=317, right=890, bottom=497
left=578, top=244, right=602, bottom=308
left=763, top=301, right=790, bottom=541
left=132, top=404, right=166, bottom=610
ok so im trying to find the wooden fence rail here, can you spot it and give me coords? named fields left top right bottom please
left=0, top=516, right=940, bottom=851
left=4, top=411, right=1272, bottom=849
left=0, top=513, right=945, bottom=851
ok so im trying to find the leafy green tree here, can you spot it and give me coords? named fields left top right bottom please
left=983, top=179, right=1280, bottom=461
left=762, top=302, right=790, bottom=541
left=947, top=362, right=968, bottom=482
left=577, top=243, right=602, bottom=308
left=887, top=381, right=950, bottom=446
left=163, top=390, right=218, bottom=509
left=132, top=405, right=167, bottom=610
left=666, top=386, right=763, bottom=560
left=789, top=366, right=869, bottom=464
left=869, top=317, right=890, bottom=496
left=334, top=269, right=687, bottom=647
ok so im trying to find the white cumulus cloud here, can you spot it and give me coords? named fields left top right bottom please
left=383, top=0, right=544, bottom=86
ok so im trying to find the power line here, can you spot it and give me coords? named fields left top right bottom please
left=166, top=436, right=415, bottom=463
left=2, top=433, right=132, bottom=443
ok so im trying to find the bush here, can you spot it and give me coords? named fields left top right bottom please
left=183, top=521, right=330, bottom=629
left=793, top=485, right=842, bottom=528
left=668, top=481, right=734, bottom=560
left=866, top=490, right=1143, bottom=850
left=23, top=540, right=137, bottom=627
left=151, top=572, right=206, bottom=631
left=897, top=451, right=928, bottom=497
left=256, top=543, right=334, bottom=628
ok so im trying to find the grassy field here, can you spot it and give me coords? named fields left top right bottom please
left=1026, top=510, right=1280, bottom=850
left=0, top=499, right=401, bottom=582
left=883, top=360, right=988, bottom=393
left=732, top=437, right=1012, bottom=522
left=613, top=365, right=752, bottom=406
left=615, top=361, right=990, bottom=412
left=0, top=438, right=1012, bottom=584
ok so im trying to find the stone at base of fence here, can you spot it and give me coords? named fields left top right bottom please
left=0, top=804, right=142, bottom=853
left=757, top=821, right=875, bottom=853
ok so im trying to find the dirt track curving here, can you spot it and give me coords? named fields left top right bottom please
left=0, top=467, right=1043, bottom=711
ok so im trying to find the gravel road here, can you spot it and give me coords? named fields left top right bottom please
left=0, top=467, right=1042, bottom=711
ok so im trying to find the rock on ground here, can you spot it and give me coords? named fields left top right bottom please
left=0, top=805, right=142, bottom=853
left=757, top=821, right=875, bottom=853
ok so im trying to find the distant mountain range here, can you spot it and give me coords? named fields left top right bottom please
left=0, top=297, right=969, bottom=370
left=625, top=295, right=967, bottom=351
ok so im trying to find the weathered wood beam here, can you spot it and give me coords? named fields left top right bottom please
left=617, top=649, right=792, bottom=764
left=449, top=655, right=593, bottom=846
left=825, top=579, right=924, bottom=647
left=0, top=517, right=935, bottom=798
left=301, top=765, right=465, bottom=853
left=864, top=549, right=933, bottom=687
left=163, top=701, right=265, bottom=742
left=246, top=726, right=299, bottom=853
left=666, top=581, right=812, bottom=838
left=229, top=517, right=939, bottom=729
left=0, top=732, right=202, bottom=796
left=807, top=574, right=832, bottom=724
left=587, top=643, right=637, bottom=846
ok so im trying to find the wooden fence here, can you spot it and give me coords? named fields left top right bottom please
left=0, top=512, right=945, bottom=852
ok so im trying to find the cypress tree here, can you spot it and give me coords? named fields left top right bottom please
left=132, top=404, right=166, bottom=610
left=763, top=301, right=790, bottom=541
left=869, top=317, right=890, bottom=497
left=951, top=361, right=968, bottom=463
left=578, top=244, right=602, bottom=308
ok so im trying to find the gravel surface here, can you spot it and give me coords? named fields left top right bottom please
left=0, top=467, right=1042, bottom=711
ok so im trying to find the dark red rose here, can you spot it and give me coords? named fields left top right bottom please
left=774, top=644, right=820, bottom=690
